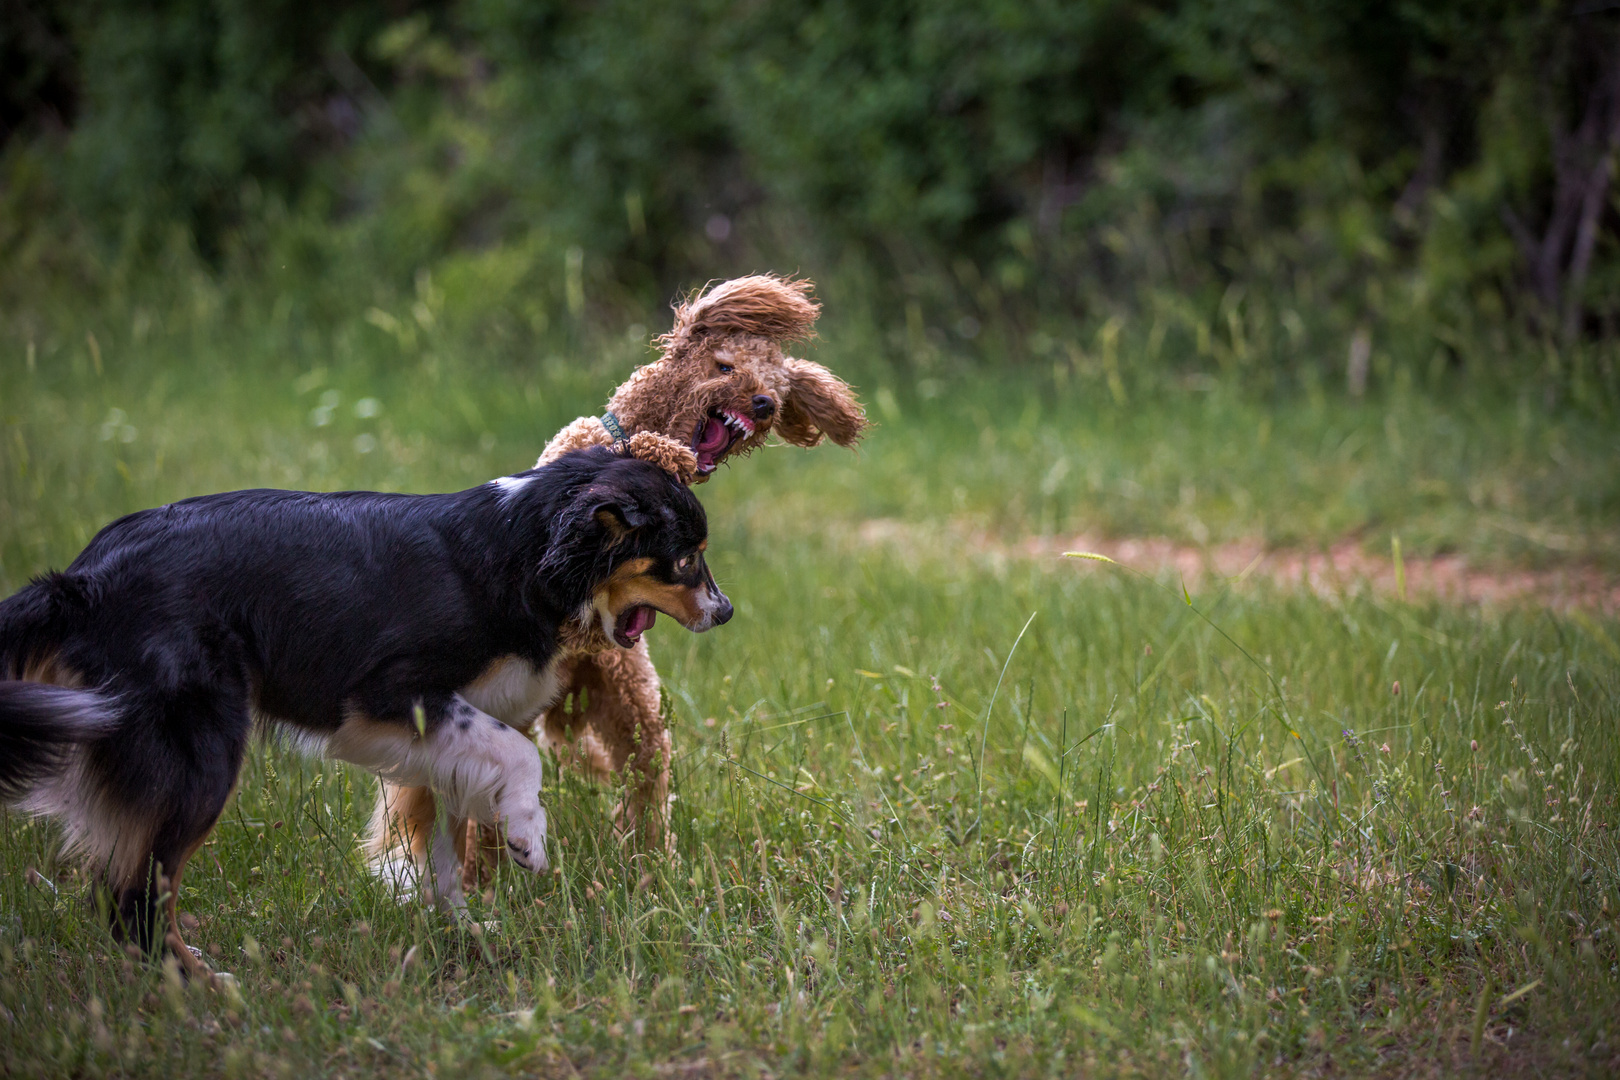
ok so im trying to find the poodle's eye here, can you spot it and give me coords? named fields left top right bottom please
left=716, top=363, right=733, bottom=374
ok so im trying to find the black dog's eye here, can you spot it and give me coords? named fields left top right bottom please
left=716, top=363, right=733, bottom=374
left=674, top=554, right=693, bottom=572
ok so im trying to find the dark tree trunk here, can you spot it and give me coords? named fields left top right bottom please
left=1503, top=33, right=1620, bottom=343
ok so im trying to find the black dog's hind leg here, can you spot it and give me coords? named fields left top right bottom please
left=96, top=683, right=250, bottom=978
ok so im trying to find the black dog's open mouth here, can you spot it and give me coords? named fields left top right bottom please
left=691, top=408, right=755, bottom=475
left=613, top=604, right=656, bottom=648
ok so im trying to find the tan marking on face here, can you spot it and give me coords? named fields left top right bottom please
left=592, top=557, right=706, bottom=627
left=603, top=557, right=655, bottom=587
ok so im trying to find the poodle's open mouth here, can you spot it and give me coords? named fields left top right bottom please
left=692, top=408, right=755, bottom=475
left=613, top=604, right=656, bottom=648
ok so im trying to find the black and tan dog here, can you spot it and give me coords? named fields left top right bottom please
left=0, top=444, right=728, bottom=976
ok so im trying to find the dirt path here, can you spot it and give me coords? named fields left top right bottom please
left=853, top=519, right=1620, bottom=614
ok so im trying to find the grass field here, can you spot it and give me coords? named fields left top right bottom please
left=2, top=314, right=1619, bottom=1077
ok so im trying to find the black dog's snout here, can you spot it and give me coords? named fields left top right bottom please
left=751, top=394, right=775, bottom=420
left=712, top=592, right=734, bottom=626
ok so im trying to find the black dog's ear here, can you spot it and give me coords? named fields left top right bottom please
left=536, top=490, right=645, bottom=595
left=594, top=498, right=651, bottom=541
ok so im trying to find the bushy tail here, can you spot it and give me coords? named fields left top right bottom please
left=0, top=682, right=115, bottom=803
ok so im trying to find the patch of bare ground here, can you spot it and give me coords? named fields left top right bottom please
left=851, top=519, right=1620, bottom=614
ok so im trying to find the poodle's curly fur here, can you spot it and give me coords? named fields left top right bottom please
left=539, top=275, right=865, bottom=470
left=367, top=275, right=866, bottom=894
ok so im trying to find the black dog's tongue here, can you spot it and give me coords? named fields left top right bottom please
left=614, top=605, right=656, bottom=647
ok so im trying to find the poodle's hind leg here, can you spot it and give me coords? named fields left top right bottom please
left=549, top=644, right=671, bottom=852
left=538, top=658, right=617, bottom=782
left=461, top=815, right=509, bottom=898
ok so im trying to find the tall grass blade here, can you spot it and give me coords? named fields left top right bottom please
left=974, top=611, right=1038, bottom=841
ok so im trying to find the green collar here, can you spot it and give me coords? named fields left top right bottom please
left=600, top=410, right=629, bottom=445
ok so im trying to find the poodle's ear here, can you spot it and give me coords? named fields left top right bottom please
left=626, top=431, right=698, bottom=486
left=774, top=357, right=868, bottom=448
left=660, top=274, right=820, bottom=350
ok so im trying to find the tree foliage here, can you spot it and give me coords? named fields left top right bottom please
left=2, top=0, right=1617, bottom=361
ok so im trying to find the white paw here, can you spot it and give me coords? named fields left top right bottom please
left=501, top=805, right=548, bottom=873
